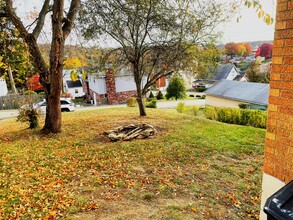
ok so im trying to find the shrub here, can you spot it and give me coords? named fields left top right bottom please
left=204, top=106, right=267, bottom=128
left=197, top=87, right=207, bottom=92
left=166, top=74, right=186, bottom=100
left=239, top=103, right=249, bottom=109
left=176, top=102, right=186, bottom=113
left=148, top=91, right=155, bottom=99
left=156, top=91, right=164, bottom=100
left=200, top=95, right=206, bottom=99
left=189, top=105, right=200, bottom=116
left=24, top=90, right=37, bottom=95
left=146, top=99, right=157, bottom=108
left=127, top=97, right=137, bottom=107
left=17, top=104, right=40, bottom=129
left=204, top=106, right=217, bottom=120
left=189, top=94, right=195, bottom=97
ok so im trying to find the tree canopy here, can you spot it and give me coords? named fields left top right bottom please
left=79, top=0, right=231, bottom=116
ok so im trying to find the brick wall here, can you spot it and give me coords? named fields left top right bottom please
left=105, top=70, right=137, bottom=104
left=263, top=0, right=293, bottom=183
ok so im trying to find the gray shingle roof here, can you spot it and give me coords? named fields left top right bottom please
left=212, top=64, right=235, bottom=80
left=205, top=80, right=270, bottom=105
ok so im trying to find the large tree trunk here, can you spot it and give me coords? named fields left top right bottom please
left=5, top=0, right=80, bottom=134
left=41, top=0, right=65, bottom=133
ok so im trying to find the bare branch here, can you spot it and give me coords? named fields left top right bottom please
left=63, top=0, right=80, bottom=39
left=32, top=0, right=50, bottom=39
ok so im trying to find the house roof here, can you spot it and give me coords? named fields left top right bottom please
left=205, top=80, right=269, bottom=106
left=210, top=64, right=236, bottom=81
left=66, top=80, right=82, bottom=88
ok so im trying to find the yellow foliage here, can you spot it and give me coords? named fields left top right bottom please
left=64, top=57, right=85, bottom=69
left=70, top=70, right=78, bottom=81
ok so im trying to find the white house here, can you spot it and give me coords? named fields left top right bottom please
left=62, top=69, right=85, bottom=98
left=0, top=79, right=8, bottom=97
left=87, top=68, right=149, bottom=105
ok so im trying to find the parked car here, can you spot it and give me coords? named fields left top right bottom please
left=37, top=98, right=75, bottom=113
left=21, top=98, right=75, bottom=114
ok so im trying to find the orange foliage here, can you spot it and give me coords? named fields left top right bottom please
left=26, top=73, right=43, bottom=91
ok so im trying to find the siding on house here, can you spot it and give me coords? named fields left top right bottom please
left=206, top=95, right=242, bottom=108
left=205, top=80, right=269, bottom=107
left=0, top=79, right=8, bottom=97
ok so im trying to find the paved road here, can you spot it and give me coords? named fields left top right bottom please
left=0, top=99, right=206, bottom=120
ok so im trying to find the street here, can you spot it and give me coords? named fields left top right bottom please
left=0, top=99, right=206, bottom=121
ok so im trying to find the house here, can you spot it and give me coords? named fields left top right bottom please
left=86, top=68, right=148, bottom=105
left=193, top=64, right=247, bottom=89
left=62, top=69, right=85, bottom=98
left=211, top=64, right=246, bottom=81
left=0, top=79, right=8, bottom=97
left=64, top=80, right=85, bottom=98
left=205, top=80, right=269, bottom=110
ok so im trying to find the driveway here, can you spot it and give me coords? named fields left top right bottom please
left=0, top=99, right=206, bottom=120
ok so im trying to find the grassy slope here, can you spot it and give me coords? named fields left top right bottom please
left=0, top=108, right=265, bottom=219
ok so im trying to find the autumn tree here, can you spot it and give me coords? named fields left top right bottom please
left=224, top=42, right=238, bottom=57
left=244, top=43, right=252, bottom=56
left=79, top=0, right=230, bottom=116
left=2, top=0, right=80, bottom=133
left=236, top=43, right=246, bottom=56
left=188, top=43, right=222, bottom=79
left=0, top=17, right=34, bottom=92
left=255, top=43, right=273, bottom=59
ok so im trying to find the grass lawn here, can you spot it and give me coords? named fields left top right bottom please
left=0, top=108, right=265, bottom=219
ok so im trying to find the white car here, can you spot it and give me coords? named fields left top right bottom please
left=36, top=98, right=75, bottom=113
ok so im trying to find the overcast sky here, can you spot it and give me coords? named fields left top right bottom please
left=16, top=0, right=276, bottom=46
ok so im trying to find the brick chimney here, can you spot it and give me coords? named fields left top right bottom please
left=105, top=69, right=117, bottom=105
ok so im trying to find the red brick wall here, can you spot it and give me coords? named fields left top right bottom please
left=105, top=70, right=137, bottom=104
left=263, top=0, right=293, bottom=183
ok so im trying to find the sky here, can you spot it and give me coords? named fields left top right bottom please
left=220, top=0, right=276, bottom=44
left=15, top=0, right=276, bottom=46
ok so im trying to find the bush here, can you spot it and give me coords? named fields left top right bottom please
left=187, top=105, right=200, bottom=116
left=189, top=94, right=195, bottom=97
left=197, top=87, right=207, bottom=92
left=17, top=104, right=40, bottom=129
left=156, top=91, right=164, bottom=100
left=24, top=90, right=37, bottom=95
left=200, top=95, right=206, bottom=99
left=204, top=106, right=267, bottom=128
left=239, top=103, right=249, bottom=109
left=148, top=91, right=155, bottom=99
left=166, top=74, right=186, bottom=100
left=204, top=106, right=217, bottom=120
left=146, top=99, right=157, bottom=108
left=127, top=97, right=137, bottom=107
left=176, top=102, right=186, bottom=113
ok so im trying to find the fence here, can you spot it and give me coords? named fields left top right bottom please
left=0, top=94, right=44, bottom=110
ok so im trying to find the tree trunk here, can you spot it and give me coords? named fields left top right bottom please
left=7, top=64, right=17, bottom=94
left=137, top=90, right=146, bottom=116
left=133, top=63, right=147, bottom=116
left=41, top=0, right=65, bottom=133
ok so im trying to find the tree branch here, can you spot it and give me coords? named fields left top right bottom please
left=32, top=0, right=50, bottom=39
left=63, top=0, right=80, bottom=39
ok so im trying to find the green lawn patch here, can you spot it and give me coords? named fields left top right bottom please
left=0, top=108, right=265, bottom=219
